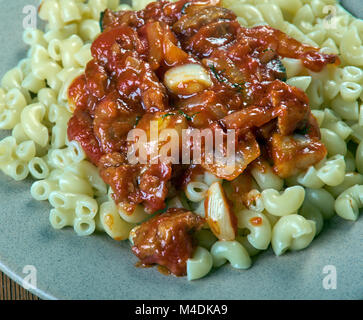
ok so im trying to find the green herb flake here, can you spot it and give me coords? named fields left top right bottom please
left=191, top=111, right=201, bottom=119
left=134, top=116, right=141, bottom=127
left=162, top=113, right=176, bottom=120
left=232, top=82, right=245, bottom=93
left=209, top=64, right=226, bottom=83
left=181, top=2, right=191, bottom=14
left=209, top=64, right=245, bottom=94
left=99, top=11, right=105, bottom=33
left=178, top=110, right=200, bottom=121
left=162, top=111, right=200, bottom=121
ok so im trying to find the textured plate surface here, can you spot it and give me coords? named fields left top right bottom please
left=0, top=0, right=362, bottom=300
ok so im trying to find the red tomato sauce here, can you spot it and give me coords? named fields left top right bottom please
left=250, top=216, right=263, bottom=227
left=67, top=0, right=339, bottom=275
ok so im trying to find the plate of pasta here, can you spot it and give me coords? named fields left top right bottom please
left=0, top=0, right=362, bottom=300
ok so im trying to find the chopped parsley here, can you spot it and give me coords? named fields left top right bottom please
left=181, top=2, right=192, bottom=14
left=134, top=116, right=141, bottom=127
left=178, top=110, right=200, bottom=121
left=99, top=11, right=105, bottom=32
left=209, top=64, right=226, bottom=83
left=162, top=110, right=201, bottom=121
left=232, top=82, right=245, bottom=93
left=209, top=64, right=245, bottom=94
left=162, top=113, right=177, bottom=120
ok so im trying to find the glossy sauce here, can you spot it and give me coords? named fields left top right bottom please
left=250, top=216, right=263, bottom=226
left=66, top=0, right=339, bottom=275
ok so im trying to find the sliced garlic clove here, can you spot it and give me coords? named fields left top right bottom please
left=164, top=63, right=212, bottom=95
left=205, top=181, right=237, bottom=241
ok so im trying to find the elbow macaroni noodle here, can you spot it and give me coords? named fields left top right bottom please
left=0, top=0, right=361, bottom=280
left=334, top=185, right=363, bottom=221
left=271, top=214, right=316, bottom=256
left=187, top=246, right=213, bottom=281
left=261, top=186, right=305, bottom=216
left=99, top=201, right=135, bottom=241
left=300, top=202, right=324, bottom=235
left=236, top=209, right=272, bottom=250
left=210, top=241, right=252, bottom=270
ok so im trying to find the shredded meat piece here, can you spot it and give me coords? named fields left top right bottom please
left=240, top=25, right=339, bottom=72
left=132, top=209, right=205, bottom=276
left=100, top=162, right=173, bottom=213
left=173, top=6, right=236, bottom=38
left=93, top=92, right=136, bottom=154
left=268, top=133, right=327, bottom=178
left=67, top=107, right=103, bottom=165
left=186, top=20, right=240, bottom=57
left=101, top=9, right=143, bottom=30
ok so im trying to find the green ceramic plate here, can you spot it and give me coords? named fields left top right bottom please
left=0, top=0, right=362, bottom=300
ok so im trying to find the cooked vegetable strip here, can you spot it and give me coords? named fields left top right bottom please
left=241, top=26, right=340, bottom=73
